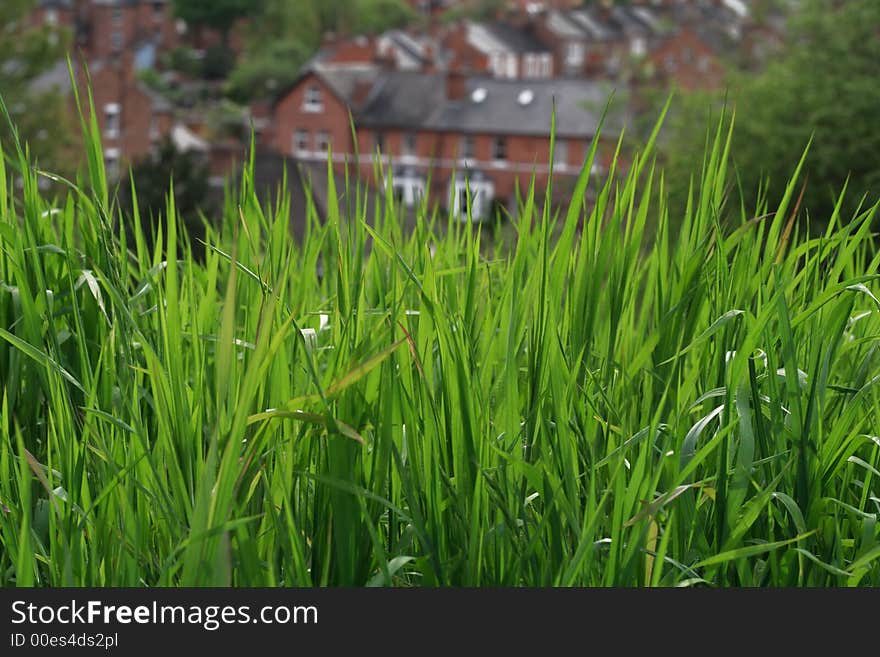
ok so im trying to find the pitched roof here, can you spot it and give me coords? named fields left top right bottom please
left=433, top=76, right=620, bottom=138
left=481, top=21, right=551, bottom=54
left=357, top=72, right=621, bottom=138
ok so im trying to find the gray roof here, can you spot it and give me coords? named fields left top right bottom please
left=357, top=72, right=621, bottom=138
left=310, top=63, right=381, bottom=106
left=356, top=72, right=445, bottom=129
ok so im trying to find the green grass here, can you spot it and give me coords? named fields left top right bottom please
left=1, top=99, right=879, bottom=587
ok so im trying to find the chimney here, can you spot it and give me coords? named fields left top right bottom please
left=445, top=64, right=466, bottom=101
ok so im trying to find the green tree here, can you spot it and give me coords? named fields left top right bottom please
left=227, top=0, right=415, bottom=102
left=661, top=0, right=880, bottom=229
left=0, top=0, right=73, bottom=173
left=172, top=0, right=256, bottom=43
left=121, top=137, right=214, bottom=258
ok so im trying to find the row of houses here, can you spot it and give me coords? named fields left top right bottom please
left=271, top=62, right=621, bottom=218
left=260, top=0, right=783, bottom=219
left=28, top=0, right=787, bottom=223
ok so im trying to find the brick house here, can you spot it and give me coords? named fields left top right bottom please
left=647, top=28, right=728, bottom=91
left=534, top=4, right=661, bottom=79
left=270, top=64, right=381, bottom=167
left=31, top=1, right=76, bottom=32
left=74, top=52, right=174, bottom=177
left=68, top=0, right=181, bottom=59
left=271, top=64, right=619, bottom=220
left=443, top=20, right=554, bottom=79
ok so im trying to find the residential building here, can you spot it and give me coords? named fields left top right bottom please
left=271, top=64, right=619, bottom=220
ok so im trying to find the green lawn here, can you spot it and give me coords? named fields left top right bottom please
left=1, top=100, right=879, bottom=586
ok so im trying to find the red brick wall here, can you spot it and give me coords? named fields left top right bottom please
left=85, top=2, right=179, bottom=59
left=443, top=28, right=491, bottom=74
left=271, top=73, right=356, bottom=162
left=73, top=57, right=170, bottom=167
left=353, top=127, right=601, bottom=207
left=29, top=6, right=75, bottom=30
left=649, top=30, right=725, bottom=91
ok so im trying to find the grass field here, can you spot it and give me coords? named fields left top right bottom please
left=1, top=97, right=879, bottom=587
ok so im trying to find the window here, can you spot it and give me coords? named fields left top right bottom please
left=506, top=54, right=517, bottom=79
left=104, top=147, right=120, bottom=180
left=293, top=129, right=310, bottom=155
left=524, top=54, right=538, bottom=78
left=149, top=117, right=159, bottom=141
left=153, top=2, right=164, bottom=21
left=664, top=54, right=677, bottom=73
left=492, top=137, right=507, bottom=162
left=391, top=173, right=425, bottom=208
left=459, top=135, right=475, bottom=161
left=112, top=8, right=123, bottom=25
left=303, top=85, right=323, bottom=112
left=111, top=30, right=123, bottom=51
left=316, top=130, right=331, bottom=154
left=490, top=52, right=504, bottom=78
left=539, top=54, right=552, bottom=78
left=104, top=103, right=120, bottom=139
left=631, top=37, right=646, bottom=58
left=45, top=9, right=58, bottom=25
left=373, top=131, right=386, bottom=155
left=553, top=139, right=568, bottom=168
left=402, top=132, right=418, bottom=159
left=697, top=56, right=710, bottom=73
left=450, top=177, right=494, bottom=222
left=566, top=42, right=585, bottom=69
left=682, top=47, right=694, bottom=64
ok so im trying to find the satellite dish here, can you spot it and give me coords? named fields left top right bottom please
left=471, top=87, right=487, bottom=103
left=517, top=89, right=534, bottom=106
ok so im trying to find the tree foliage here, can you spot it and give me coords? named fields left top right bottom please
left=172, top=0, right=256, bottom=36
left=661, top=0, right=880, bottom=228
left=122, top=137, right=213, bottom=257
left=227, top=0, right=415, bottom=101
left=0, top=0, right=73, bottom=173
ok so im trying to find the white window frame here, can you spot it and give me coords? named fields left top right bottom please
left=316, top=130, right=331, bottom=155
left=402, top=132, right=418, bottom=161
left=293, top=129, right=310, bottom=156
left=491, top=136, right=508, bottom=164
left=490, top=52, right=504, bottom=78
left=524, top=54, right=537, bottom=78
left=302, top=84, right=323, bottom=113
left=459, top=135, right=476, bottom=165
left=553, top=139, right=568, bottom=170
left=540, top=54, right=552, bottom=78
left=506, top=54, right=517, bottom=79
left=631, top=37, right=646, bottom=58
left=449, top=177, right=494, bottom=222
left=104, top=103, right=120, bottom=139
left=391, top=173, right=426, bottom=208
left=104, top=147, right=121, bottom=180
left=566, top=42, right=585, bottom=69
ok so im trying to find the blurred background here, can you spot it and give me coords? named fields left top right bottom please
left=3, top=0, right=878, bottom=237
